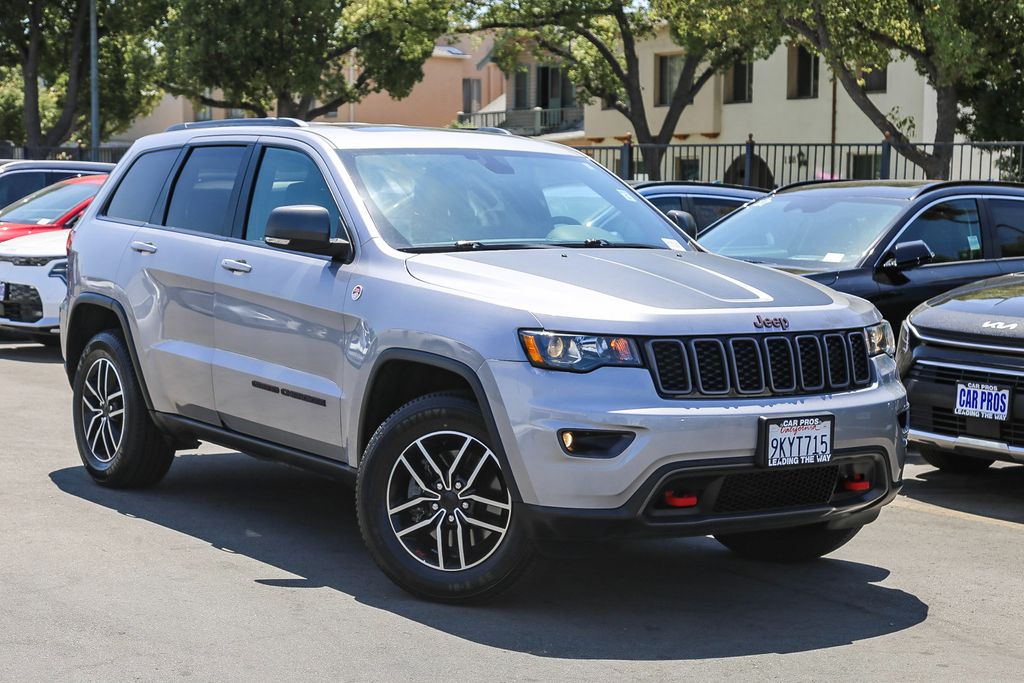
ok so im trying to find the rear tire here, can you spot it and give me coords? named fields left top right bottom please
left=918, top=447, right=994, bottom=474
left=72, top=331, right=174, bottom=487
left=356, top=392, right=532, bottom=603
left=715, top=523, right=862, bottom=562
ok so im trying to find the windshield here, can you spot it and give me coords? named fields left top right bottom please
left=338, top=149, right=688, bottom=251
left=698, top=193, right=905, bottom=267
left=0, top=180, right=99, bottom=225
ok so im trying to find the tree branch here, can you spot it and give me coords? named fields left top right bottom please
left=156, top=81, right=269, bottom=118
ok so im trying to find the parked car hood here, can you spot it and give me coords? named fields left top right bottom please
left=406, top=248, right=877, bottom=335
left=0, top=228, right=68, bottom=258
left=0, top=222, right=61, bottom=244
left=910, top=274, right=1024, bottom=341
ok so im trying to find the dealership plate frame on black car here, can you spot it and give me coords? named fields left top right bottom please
left=758, top=414, right=835, bottom=468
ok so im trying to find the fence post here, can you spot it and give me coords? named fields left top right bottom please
left=619, top=141, right=633, bottom=180
left=743, top=134, right=754, bottom=187
left=532, top=107, right=543, bottom=136
left=879, top=135, right=892, bottom=180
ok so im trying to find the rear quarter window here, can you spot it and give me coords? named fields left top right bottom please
left=105, top=149, right=180, bottom=223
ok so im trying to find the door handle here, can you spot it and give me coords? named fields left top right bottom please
left=130, top=241, right=157, bottom=254
left=220, top=258, right=252, bottom=274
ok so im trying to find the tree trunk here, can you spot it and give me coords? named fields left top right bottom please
left=43, top=0, right=90, bottom=147
left=924, top=84, right=958, bottom=179
left=21, top=1, right=43, bottom=149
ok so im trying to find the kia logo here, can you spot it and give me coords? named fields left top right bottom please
left=754, top=315, right=790, bottom=330
left=982, top=320, right=1019, bottom=330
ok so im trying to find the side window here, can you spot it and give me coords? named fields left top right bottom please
left=245, top=147, right=341, bottom=243
left=164, top=146, right=248, bottom=236
left=691, top=197, right=745, bottom=230
left=0, top=172, right=47, bottom=207
left=47, top=171, right=79, bottom=185
left=105, top=149, right=179, bottom=223
left=647, top=195, right=682, bottom=215
left=989, top=198, right=1024, bottom=258
left=896, top=198, right=982, bottom=264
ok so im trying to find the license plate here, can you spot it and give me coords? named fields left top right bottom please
left=954, top=382, right=1010, bottom=421
left=759, top=415, right=834, bottom=468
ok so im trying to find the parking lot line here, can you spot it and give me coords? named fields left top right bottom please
left=891, top=495, right=1023, bottom=531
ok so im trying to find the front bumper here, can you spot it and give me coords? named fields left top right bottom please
left=0, top=263, right=65, bottom=334
left=483, top=354, right=907, bottom=512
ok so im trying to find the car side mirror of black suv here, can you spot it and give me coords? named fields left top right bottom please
left=666, top=209, right=698, bottom=239
left=883, top=240, right=934, bottom=271
left=265, top=205, right=350, bottom=260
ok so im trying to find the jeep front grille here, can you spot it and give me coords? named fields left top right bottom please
left=647, top=329, right=872, bottom=398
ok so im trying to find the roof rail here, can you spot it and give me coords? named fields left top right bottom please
left=772, top=178, right=841, bottom=194
left=166, top=117, right=308, bottom=132
left=468, top=126, right=513, bottom=136
left=912, top=178, right=1024, bottom=197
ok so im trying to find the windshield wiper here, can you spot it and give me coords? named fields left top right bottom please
left=401, top=241, right=553, bottom=253
left=552, top=240, right=665, bottom=249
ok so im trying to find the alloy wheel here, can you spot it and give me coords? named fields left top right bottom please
left=80, top=357, right=126, bottom=463
left=386, top=430, right=512, bottom=571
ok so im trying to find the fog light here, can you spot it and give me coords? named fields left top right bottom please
left=557, top=430, right=635, bottom=458
left=561, top=431, right=575, bottom=451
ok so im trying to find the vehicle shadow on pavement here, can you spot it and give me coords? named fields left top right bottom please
left=901, top=454, right=1024, bottom=526
left=50, top=452, right=928, bottom=661
left=0, top=341, right=63, bottom=364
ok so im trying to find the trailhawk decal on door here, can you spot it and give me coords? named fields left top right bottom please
left=251, top=380, right=327, bottom=407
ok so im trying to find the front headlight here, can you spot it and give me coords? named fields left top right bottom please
left=866, top=321, right=895, bottom=357
left=519, top=330, right=641, bottom=372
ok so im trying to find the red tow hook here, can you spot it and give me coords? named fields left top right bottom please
left=663, top=490, right=698, bottom=508
left=842, top=474, right=871, bottom=492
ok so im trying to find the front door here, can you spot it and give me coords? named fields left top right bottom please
left=873, top=197, right=1000, bottom=324
left=212, top=143, right=351, bottom=457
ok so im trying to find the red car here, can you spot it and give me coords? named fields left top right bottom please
left=0, top=174, right=107, bottom=243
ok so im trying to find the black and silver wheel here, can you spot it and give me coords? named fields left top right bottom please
left=918, top=446, right=994, bottom=474
left=357, top=392, right=532, bottom=602
left=715, top=522, right=863, bottom=562
left=72, top=331, right=175, bottom=487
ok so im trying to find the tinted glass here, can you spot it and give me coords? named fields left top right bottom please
left=0, top=172, right=48, bottom=208
left=0, top=179, right=100, bottom=224
left=691, top=197, right=745, bottom=230
left=106, top=149, right=179, bottom=223
left=989, top=198, right=1024, bottom=258
left=897, top=198, right=981, bottom=263
left=647, top=195, right=682, bottom=214
left=699, top=193, right=903, bottom=266
left=340, top=149, right=687, bottom=251
left=245, top=147, right=340, bottom=243
left=165, top=146, right=247, bottom=235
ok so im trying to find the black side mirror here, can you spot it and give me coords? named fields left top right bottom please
left=885, top=239, right=934, bottom=271
left=265, top=205, right=349, bottom=260
left=666, top=209, right=698, bottom=240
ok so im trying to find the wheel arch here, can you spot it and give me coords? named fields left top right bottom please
left=65, top=293, right=153, bottom=411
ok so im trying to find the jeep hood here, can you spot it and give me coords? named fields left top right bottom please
left=406, top=248, right=876, bottom=335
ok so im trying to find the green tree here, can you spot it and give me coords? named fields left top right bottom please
left=741, top=0, right=1024, bottom=179
left=0, top=0, right=164, bottom=148
left=471, top=0, right=778, bottom=179
left=157, top=0, right=456, bottom=121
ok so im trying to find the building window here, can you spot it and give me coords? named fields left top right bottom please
left=462, top=78, right=482, bottom=114
left=724, top=60, right=753, bottom=104
left=656, top=54, right=684, bottom=106
left=513, top=69, right=530, bottom=110
left=848, top=153, right=882, bottom=180
left=860, top=66, right=887, bottom=93
left=787, top=46, right=819, bottom=99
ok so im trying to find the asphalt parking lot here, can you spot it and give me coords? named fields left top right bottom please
left=2, top=338, right=1023, bottom=681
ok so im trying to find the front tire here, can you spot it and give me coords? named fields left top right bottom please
left=919, top=446, right=994, bottom=474
left=715, top=523, right=862, bottom=562
left=72, top=331, right=175, bottom=487
left=356, top=392, right=532, bottom=603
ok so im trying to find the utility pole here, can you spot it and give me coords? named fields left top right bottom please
left=89, top=0, right=99, bottom=159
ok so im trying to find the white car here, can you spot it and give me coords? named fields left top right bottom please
left=0, top=229, right=69, bottom=344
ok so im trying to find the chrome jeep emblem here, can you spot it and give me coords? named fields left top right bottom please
left=982, top=320, right=1018, bottom=330
left=754, top=314, right=790, bottom=331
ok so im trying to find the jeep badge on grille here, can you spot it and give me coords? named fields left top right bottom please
left=754, top=315, right=790, bottom=330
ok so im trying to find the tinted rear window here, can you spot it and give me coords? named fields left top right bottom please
left=0, top=172, right=48, bottom=208
left=164, top=146, right=248, bottom=236
left=989, top=198, right=1024, bottom=258
left=105, top=149, right=179, bottom=223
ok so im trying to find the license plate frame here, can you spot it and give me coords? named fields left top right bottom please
left=954, top=382, right=1011, bottom=421
left=758, top=414, right=835, bottom=469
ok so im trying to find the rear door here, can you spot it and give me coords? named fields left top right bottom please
left=212, top=141, right=352, bottom=457
left=984, top=196, right=1024, bottom=274
left=117, top=141, right=252, bottom=422
left=872, top=197, right=998, bottom=324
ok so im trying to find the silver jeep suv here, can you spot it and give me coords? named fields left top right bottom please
left=61, top=119, right=908, bottom=602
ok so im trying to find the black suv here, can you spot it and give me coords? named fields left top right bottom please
left=632, top=181, right=764, bottom=234
left=698, top=180, right=1024, bottom=326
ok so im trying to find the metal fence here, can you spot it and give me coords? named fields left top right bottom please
left=0, top=145, right=131, bottom=164
left=574, top=139, right=1024, bottom=187
left=458, top=106, right=584, bottom=137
